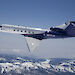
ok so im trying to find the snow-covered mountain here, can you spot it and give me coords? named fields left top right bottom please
left=0, top=55, right=75, bottom=75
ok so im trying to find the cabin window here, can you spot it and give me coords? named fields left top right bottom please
left=17, top=30, right=19, bottom=31
left=32, top=32, right=34, bottom=34
left=14, top=30, right=15, bottom=31
left=29, top=31, right=30, bottom=33
left=21, top=30, right=23, bottom=32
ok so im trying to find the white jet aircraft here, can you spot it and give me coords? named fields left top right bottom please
left=0, top=21, right=75, bottom=52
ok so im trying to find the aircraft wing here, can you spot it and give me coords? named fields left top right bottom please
left=25, top=37, right=40, bottom=52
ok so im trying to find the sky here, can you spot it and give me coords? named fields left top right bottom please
left=0, top=0, right=75, bottom=58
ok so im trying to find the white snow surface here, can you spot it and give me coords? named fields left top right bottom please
left=0, top=57, right=75, bottom=74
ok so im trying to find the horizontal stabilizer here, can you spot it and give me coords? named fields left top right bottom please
left=25, top=37, right=40, bottom=52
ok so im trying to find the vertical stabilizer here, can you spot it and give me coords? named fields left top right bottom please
left=65, top=21, right=75, bottom=36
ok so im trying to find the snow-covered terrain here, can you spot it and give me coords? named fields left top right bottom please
left=0, top=55, right=75, bottom=75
